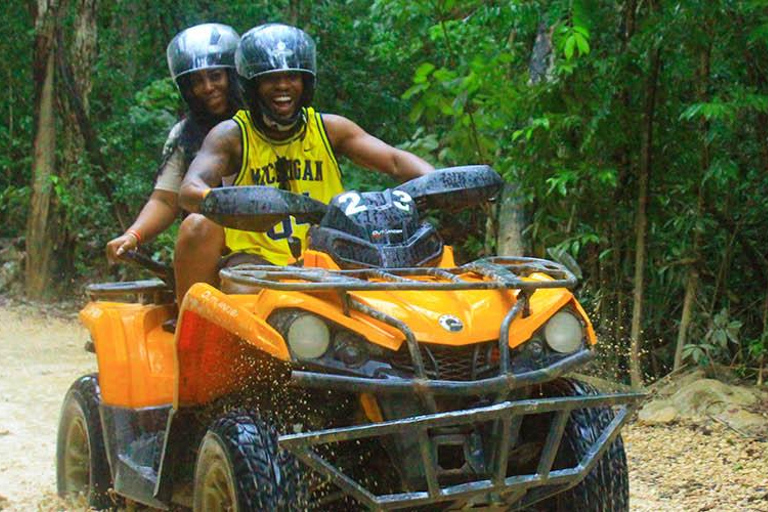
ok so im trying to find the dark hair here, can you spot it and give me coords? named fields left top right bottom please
left=154, top=67, right=243, bottom=183
left=176, top=68, right=243, bottom=165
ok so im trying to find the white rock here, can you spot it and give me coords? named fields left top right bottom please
left=670, top=378, right=758, bottom=417
left=638, top=401, right=678, bottom=424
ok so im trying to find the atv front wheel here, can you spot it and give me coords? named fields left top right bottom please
left=193, top=409, right=308, bottom=512
left=56, top=374, right=113, bottom=509
left=533, top=378, right=629, bottom=512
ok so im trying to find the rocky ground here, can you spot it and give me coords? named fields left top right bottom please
left=0, top=297, right=766, bottom=511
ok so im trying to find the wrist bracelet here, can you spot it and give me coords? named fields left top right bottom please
left=126, top=229, right=142, bottom=245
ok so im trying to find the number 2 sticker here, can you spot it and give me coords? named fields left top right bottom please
left=337, top=192, right=367, bottom=216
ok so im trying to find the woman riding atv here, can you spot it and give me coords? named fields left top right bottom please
left=105, top=23, right=242, bottom=301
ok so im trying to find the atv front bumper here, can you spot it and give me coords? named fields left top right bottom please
left=280, top=391, right=642, bottom=511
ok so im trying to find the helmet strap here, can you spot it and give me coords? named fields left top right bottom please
left=254, top=98, right=306, bottom=136
left=261, top=113, right=299, bottom=132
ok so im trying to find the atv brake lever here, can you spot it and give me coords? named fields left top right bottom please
left=124, top=250, right=175, bottom=290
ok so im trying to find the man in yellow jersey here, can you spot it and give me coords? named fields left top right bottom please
left=177, top=23, right=433, bottom=299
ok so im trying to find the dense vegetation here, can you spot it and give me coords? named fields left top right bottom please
left=4, top=0, right=768, bottom=385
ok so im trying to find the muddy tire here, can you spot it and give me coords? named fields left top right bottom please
left=56, top=374, right=113, bottom=510
left=193, top=409, right=308, bottom=512
left=535, top=378, right=629, bottom=512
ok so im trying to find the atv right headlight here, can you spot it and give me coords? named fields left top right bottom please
left=286, top=313, right=331, bottom=359
left=543, top=309, right=583, bottom=354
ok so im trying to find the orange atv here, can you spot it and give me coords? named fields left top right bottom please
left=57, top=166, right=642, bottom=511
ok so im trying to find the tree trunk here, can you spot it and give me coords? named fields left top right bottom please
left=57, top=15, right=130, bottom=230
left=760, top=292, right=768, bottom=386
left=674, top=268, right=698, bottom=369
left=528, top=21, right=554, bottom=85
left=629, top=45, right=662, bottom=388
left=497, top=19, right=553, bottom=257
left=496, top=184, right=528, bottom=256
left=674, top=40, right=712, bottom=371
left=26, top=0, right=61, bottom=299
left=611, top=0, right=636, bottom=345
left=7, top=67, right=13, bottom=139
left=58, top=0, right=99, bottom=276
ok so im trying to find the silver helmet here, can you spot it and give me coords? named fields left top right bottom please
left=166, top=23, right=239, bottom=83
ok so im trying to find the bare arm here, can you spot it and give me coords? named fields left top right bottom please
left=179, top=120, right=242, bottom=213
left=324, top=114, right=433, bottom=182
left=105, top=189, right=178, bottom=263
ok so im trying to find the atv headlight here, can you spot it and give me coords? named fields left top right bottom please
left=286, top=313, right=331, bottom=359
left=543, top=310, right=583, bottom=353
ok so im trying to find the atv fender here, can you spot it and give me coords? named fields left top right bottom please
left=80, top=302, right=176, bottom=408
left=173, top=283, right=289, bottom=407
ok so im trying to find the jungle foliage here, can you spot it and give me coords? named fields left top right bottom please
left=4, top=0, right=768, bottom=384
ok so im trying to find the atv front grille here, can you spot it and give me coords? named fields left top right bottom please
left=390, top=342, right=500, bottom=381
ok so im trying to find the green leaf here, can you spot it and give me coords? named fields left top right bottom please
left=573, top=25, right=590, bottom=38
left=414, top=62, right=436, bottom=84
left=438, top=98, right=454, bottom=116
left=402, top=82, right=428, bottom=100
left=598, top=248, right=613, bottom=261
left=433, top=68, right=456, bottom=82
left=409, top=102, right=425, bottom=123
left=714, top=330, right=728, bottom=348
left=574, top=33, right=590, bottom=56
left=564, top=35, right=576, bottom=60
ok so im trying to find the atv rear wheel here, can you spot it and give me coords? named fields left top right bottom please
left=193, top=409, right=308, bottom=512
left=56, top=374, right=113, bottom=510
left=532, top=378, right=629, bottom=512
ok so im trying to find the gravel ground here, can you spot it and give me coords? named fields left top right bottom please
left=0, top=299, right=766, bottom=511
left=626, top=422, right=768, bottom=512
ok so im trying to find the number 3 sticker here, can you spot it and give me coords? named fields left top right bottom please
left=392, top=190, right=413, bottom=212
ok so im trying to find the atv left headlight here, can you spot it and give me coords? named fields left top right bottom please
left=543, top=309, right=583, bottom=354
left=286, top=313, right=331, bottom=359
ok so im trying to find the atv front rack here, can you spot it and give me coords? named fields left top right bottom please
left=280, top=392, right=643, bottom=511
left=219, top=256, right=577, bottom=293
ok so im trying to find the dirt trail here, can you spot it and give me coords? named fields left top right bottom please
left=0, top=303, right=96, bottom=510
left=0, top=302, right=765, bottom=511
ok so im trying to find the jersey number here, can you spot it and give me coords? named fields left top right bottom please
left=267, top=192, right=311, bottom=241
left=267, top=218, right=294, bottom=240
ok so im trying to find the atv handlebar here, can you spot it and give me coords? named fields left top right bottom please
left=199, top=165, right=504, bottom=233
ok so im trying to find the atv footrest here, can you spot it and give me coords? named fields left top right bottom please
left=279, top=392, right=642, bottom=511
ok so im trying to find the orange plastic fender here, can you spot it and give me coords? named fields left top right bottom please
left=79, top=302, right=176, bottom=408
left=173, top=283, right=289, bottom=407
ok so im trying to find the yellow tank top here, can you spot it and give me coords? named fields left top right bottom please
left=224, top=108, right=343, bottom=265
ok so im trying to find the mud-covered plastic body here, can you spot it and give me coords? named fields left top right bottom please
left=65, top=165, right=642, bottom=510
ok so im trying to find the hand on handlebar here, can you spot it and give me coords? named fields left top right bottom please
left=106, top=232, right=139, bottom=264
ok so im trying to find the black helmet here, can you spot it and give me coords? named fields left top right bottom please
left=166, top=23, right=239, bottom=84
left=236, top=24, right=317, bottom=127
left=166, top=24, right=242, bottom=159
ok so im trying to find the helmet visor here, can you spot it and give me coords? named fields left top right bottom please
left=167, top=23, right=239, bottom=81
left=236, top=24, right=316, bottom=80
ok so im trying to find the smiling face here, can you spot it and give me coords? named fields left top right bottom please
left=256, top=71, right=304, bottom=122
left=188, top=68, right=230, bottom=117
